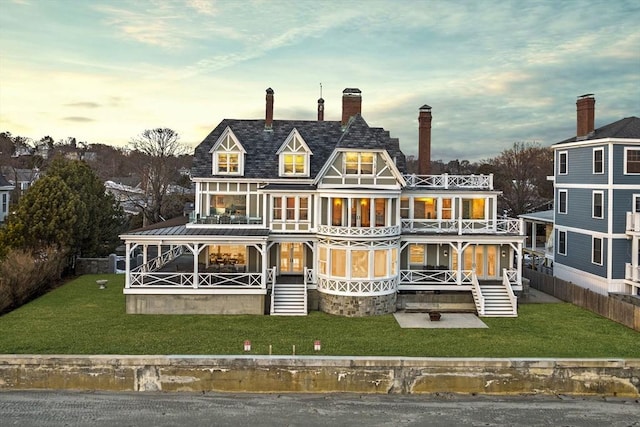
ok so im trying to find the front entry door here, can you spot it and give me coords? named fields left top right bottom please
left=280, top=242, right=304, bottom=274
left=462, top=245, right=499, bottom=280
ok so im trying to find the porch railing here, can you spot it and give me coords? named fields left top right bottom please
left=626, top=212, right=640, bottom=233
left=502, top=268, right=518, bottom=309
left=470, top=273, right=485, bottom=316
left=317, top=276, right=397, bottom=296
left=398, top=269, right=474, bottom=290
left=189, top=212, right=263, bottom=226
left=403, top=173, right=493, bottom=190
left=198, top=272, right=263, bottom=287
left=131, top=245, right=184, bottom=274
left=317, top=224, right=401, bottom=237
left=129, top=272, right=194, bottom=287
left=401, top=218, right=522, bottom=235
left=129, top=270, right=267, bottom=288
left=626, top=263, right=640, bottom=283
left=304, top=267, right=316, bottom=286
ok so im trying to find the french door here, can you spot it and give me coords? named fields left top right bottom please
left=280, top=242, right=304, bottom=274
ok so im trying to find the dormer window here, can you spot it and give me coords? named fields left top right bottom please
left=210, top=127, right=245, bottom=175
left=277, top=129, right=311, bottom=177
left=344, top=152, right=375, bottom=175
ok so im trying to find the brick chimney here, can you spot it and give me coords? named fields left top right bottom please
left=576, top=94, right=595, bottom=139
left=317, top=97, right=324, bottom=121
left=418, top=104, right=432, bottom=175
left=342, top=88, right=362, bottom=126
left=265, top=87, right=274, bottom=130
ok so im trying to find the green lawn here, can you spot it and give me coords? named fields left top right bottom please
left=0, top=274, right=638, bottom=357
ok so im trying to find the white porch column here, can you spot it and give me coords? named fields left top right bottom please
left=125, top=242, right=131, bottom=288
left=157, top=244, right=161, bottom=262
left=192, top=243, right=199, bottom=289
left=369, top=197, right=375, bottom=227
left=347, top=198, right=353, bottom=227
left=195, top=181, right=201, bottom=218
left=531, top=222, right=537, bottom=252
left=517, top=241, right=523, bottom=284
left=261, top=242, right=269, bottom=289
left=143, top=245, right=148, bottom=266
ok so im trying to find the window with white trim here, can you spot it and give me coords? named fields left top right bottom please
left=557, top=230, right=567, bottom=255
left=593, top=147, right=604, bottom=174
left=272, top=195, right=310, bottom=222
left=344, top=152, right=375, bottom=175
left=592, top=191, right=603, bottom=219
left=592, top=237, right=602, bottom=265
left=210, top=128, right=245, bottom=175
left=277, top=129, right=311, bottom=177
left=624, top=148, right=640, bottom=174
left=558, top=151, right=568, bottom=175
left=558, top=190, right=568, bottom=214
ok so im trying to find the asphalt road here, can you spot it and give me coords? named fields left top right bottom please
left=1, top=391, right=639, bottom=426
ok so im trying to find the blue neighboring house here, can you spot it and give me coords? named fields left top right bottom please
left=552, top=94, right=640, bottom=296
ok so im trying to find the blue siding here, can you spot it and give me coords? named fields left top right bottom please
left=612, top=238, right=630, bottom=279
left=561, top=231, right=608, bottom=278
left=613, top=189, right=639, bottom=234
left=613, top=144, right=640, bottom=185
left=554, top=188, right=608, bottom=233
left=556, top=145, right=608, bottom=185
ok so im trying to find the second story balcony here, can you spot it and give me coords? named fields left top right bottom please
left=403, top=173, right=493, bottom=190
left=401, top=218, right=523, bottom=235
left=317, top=224, right=401, bottom=237
left=188, top=212, right=263, bottom=226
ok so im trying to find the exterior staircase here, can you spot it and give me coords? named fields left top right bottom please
left=472, top=279, right=518, bottom=317
left=270, top=276, right=307, bottom=316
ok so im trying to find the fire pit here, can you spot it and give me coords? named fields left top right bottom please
left=428, top=311, right=442, bottom=321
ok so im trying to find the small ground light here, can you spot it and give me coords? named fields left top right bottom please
left=314, top=340, right=321, bottom=351
left=244, top=340, right=251, bottom=352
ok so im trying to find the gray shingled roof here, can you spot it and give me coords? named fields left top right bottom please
left=555, top=116, right=640, bottom=145
left=0, top=174, right=13, bottom=188
left=192, top=114, right=406, bottom=179
left=124, top=225, right=270, bottom=237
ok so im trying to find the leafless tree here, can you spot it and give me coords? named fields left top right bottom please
left=129, top=128, right=190, bottom=225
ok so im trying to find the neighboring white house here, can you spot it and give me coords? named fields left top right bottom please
left=120, top=88, right=525, bottom=317
left=0, top=174, right=14, bottom=223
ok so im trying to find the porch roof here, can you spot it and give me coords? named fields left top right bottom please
left=121, top=225, right=270, bottom=238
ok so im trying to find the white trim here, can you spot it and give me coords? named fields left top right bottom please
left=592, top=147, right=604, bottom=174
left=591, top=236, right=603, bottom=265
left=277, top=129, right=312, bottom=178
left=552, top=137, right=640, bottom=150
left=209, top=127, right=246, bottom=176
left=558, top=189, right=568, bottom=214
left=124, top=288, right=266, bottom=295
left=592, top=190, right=604, bottom=219
left=558, top=150, right=568, bottom=175
left=624, top=146, right=640, bottom=175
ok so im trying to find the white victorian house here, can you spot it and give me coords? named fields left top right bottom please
left=120, top=88, right=525, bottom=317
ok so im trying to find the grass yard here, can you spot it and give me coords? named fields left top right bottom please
left=0, top=274, right=638, bottom=357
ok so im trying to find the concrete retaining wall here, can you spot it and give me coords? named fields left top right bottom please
left=126, top=294, right=266, bottom=315
left=1, top=356, right=638, bottom=396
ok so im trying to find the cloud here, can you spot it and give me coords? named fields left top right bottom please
left=187, top=0, right=217, bottom=16
left=63, top=117, right=94, bottom=122
left=65, top=102, right=101, bottom=108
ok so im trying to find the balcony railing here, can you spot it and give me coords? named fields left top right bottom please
left=401, top=218, right=523, bottom=235
left=317, top=275, right=397, bottom=296
left=128, top=271, right=265, bottom=288
left=626, top=212, right=640, bottom=233
left=317, top=224, right=401, bottom=237
left=403, top=173, right=493, bottom=190
left=626, top=263, right=640, bottom=283
left=398, top=269, right=474, bottom=290
left=189, top=213, right=263, bottom=226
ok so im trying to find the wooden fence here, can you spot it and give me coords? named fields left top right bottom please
left=523, top=269, right=640, bottom=331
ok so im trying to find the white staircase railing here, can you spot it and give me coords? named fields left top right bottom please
left=502, top=268, right=518, bottom=312
left=470, top=273, right=485, bottom=316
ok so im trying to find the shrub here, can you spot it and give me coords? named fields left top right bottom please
left=0, top=246, right=67, bottom=314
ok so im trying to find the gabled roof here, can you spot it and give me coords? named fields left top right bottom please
left=0, top=174, right=14, bottom=189
left=191, top=114, right=406, bottom=179
left=555, top=116, right=640, bottom=145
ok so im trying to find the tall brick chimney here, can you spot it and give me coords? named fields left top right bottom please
left=317, top=97, right=324, bottom=121
left=265, top=87, right=274, bottom=130
left=576, top=94, right=595, bottom=139
left=418, top=104, right=432, bottom=175
left=342, top=88, right=362, bottom=127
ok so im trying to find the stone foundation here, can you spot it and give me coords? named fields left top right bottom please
left=318, top=292, right=396, bottom=316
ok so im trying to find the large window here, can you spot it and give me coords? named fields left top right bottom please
left=462, top=198, right=485, bottom=219
left=331, top=249, right=346, bottom=277
left=414, top=197, right=437, bottom=219
left=272, top=196, right=309, bottom=222
left=344, top=152, right=375, bottom=175
left=592, top=191, right=603, bottom=219
left=592, top=237, right=603, bottom=265
left=210, top=194, right=247, bottom=217
left=321, top=246, right=396, bottom=279
left=410, top=244, right=424, bottom=265
left=558, top=190, right=568, bottom=214
left=593, top=148, right=604, bottom=174
left=558, top=151, right=568, bottom=175
left=557, top=230, right=567, bottom=255
left=625, top=148, right=640, bottom=174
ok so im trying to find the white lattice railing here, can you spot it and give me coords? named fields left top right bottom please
left=304, top=267, right=315, bottom=285
left=129, top=272, right=194, bottom=287
left=317, top=276, right=397, bottom=296
left=398, top=270, right=474, bottom=289
left=317, top=224, right=401, bottom=237
left=402, top=218, right=522, bottom=235
left=198, top=272, right=263, bottom=288
left=131, top=246, right=184, bottom=273
left=403, top=173, right=493, bottom=190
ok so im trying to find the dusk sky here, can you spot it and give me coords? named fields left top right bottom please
left=1, top=0, right=638, bottom=162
